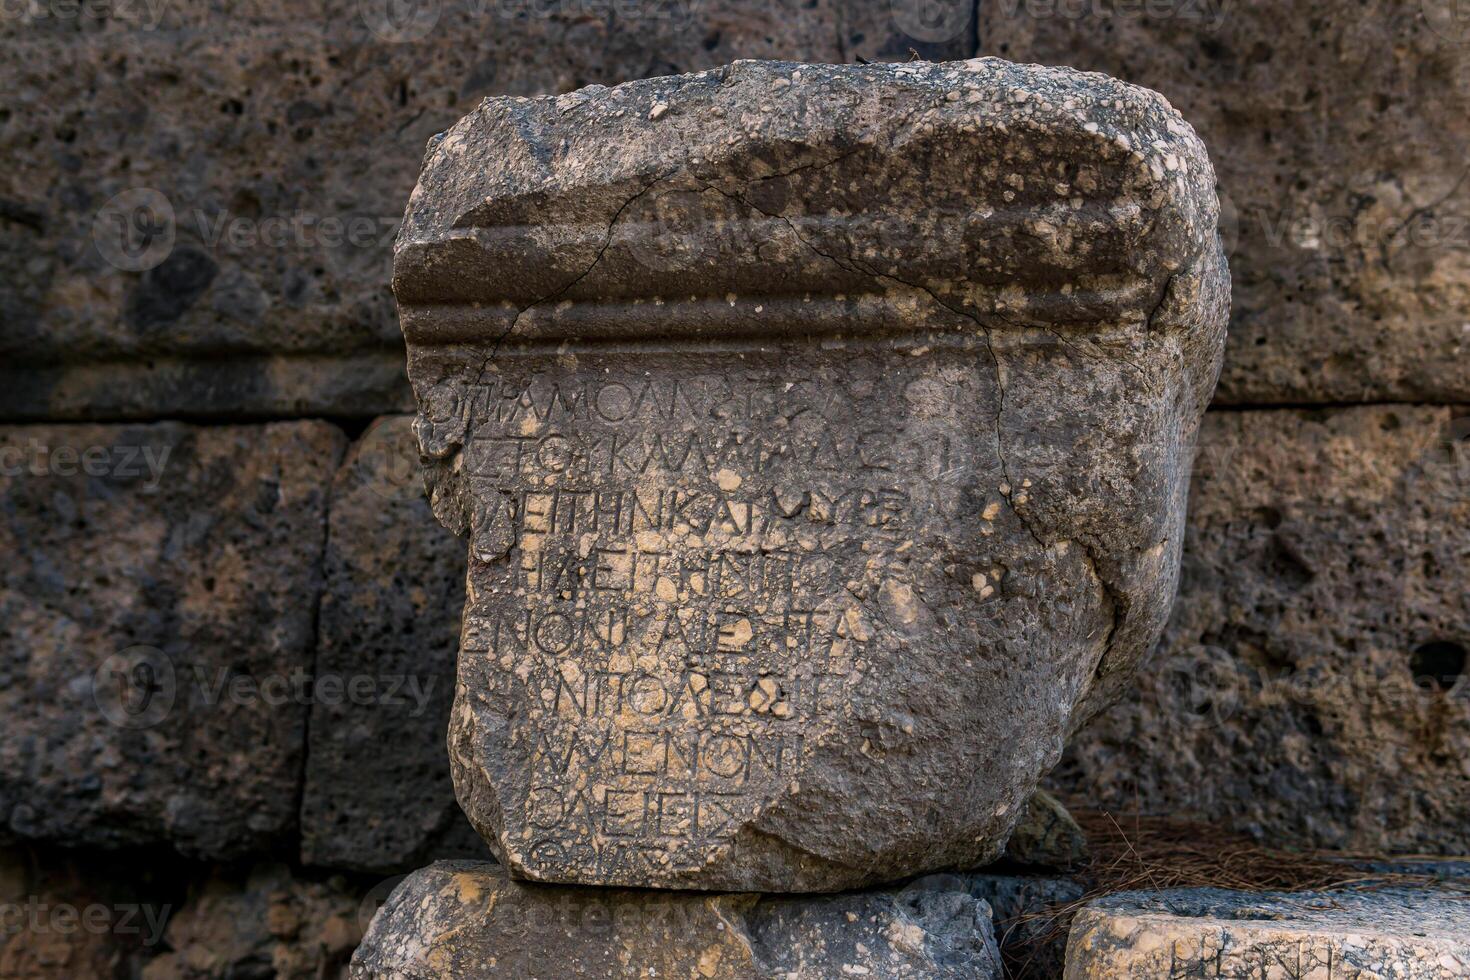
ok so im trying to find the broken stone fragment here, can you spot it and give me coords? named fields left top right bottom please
left=349, top=860, right=1002, bottom=979
left=395, top=58, right=1228, bottom=890
left=1064, top=887, right=1470, bottom=979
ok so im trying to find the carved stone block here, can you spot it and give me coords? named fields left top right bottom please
left=395, top=59, right=1228, bottom=890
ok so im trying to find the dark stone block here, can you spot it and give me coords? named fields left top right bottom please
left=0, top=422, right=345, bottom=858
left=300, top=416, right=485, bottom=874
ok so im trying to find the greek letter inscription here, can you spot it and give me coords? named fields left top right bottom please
left=456, top=357, right=979, bottom=876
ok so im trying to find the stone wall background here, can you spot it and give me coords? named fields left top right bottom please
left=0, top=0, right=1465, bottom=975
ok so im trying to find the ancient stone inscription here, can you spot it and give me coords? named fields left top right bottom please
left=453, top=350, right=983, bottom=882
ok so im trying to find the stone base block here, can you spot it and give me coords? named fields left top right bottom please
left=1065, top=887, right=1470, bottom=979
left=351, top=860, right=1003, bottom=978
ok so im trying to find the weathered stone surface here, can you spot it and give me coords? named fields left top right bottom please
left=1054, top=406, right=1470, bottom=853
left=397, top=58, right=1228, bottom=889
left=981, top=1, right=1470, bottom=404
left=0, top=422, right=345, bottom=857
left=0, top=1, right=964, bottom=421
left=140, top=864, right=363, bottom=980
left=1002, top=789, right=1089, bottom=871
left=300, top=415, right=485, bottom=873
left=1065, top=887, right=1470, bottom=978
left=350, top=859, right=1002, bottom=979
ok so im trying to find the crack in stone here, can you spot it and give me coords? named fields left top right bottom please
left=1378, top=163, right=1470, bottom=272
left=1076, top=537, right=1132, bottom=703
left=739, top=145, right=865, bottom=188
left=680, top=181, right=1169, bottom=685
left=470, top=173, right=673, bottom=389
left=1044, top=325, right=1148, bottom=382
left=1144, top=272, right=1176, bottom=345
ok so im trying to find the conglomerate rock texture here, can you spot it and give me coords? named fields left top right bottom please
left=1054, top=405, right=1470, bottom=854
left=396, top=58, right=1228, bottom=890
left=983, top=0, right=1470, bottom=405
left=0, top=422, right=344, bottom=858
left=350, top=859, right=1003, bottom=979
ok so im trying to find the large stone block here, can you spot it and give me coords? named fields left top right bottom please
left=350, top=860, right=1003, bottom=979
left=397, top=58, right=1228, bottom=889
left=0, top=1, right=963, bottom=421
left=981, top=1, right=1470, bottom=404
left=1065, top=887, right=1470, bottom=978
left=1055, top=405, right=1470, bottom=853
left=0, top=422, right=344, bottom=857
left=300, top=415, right=484, bottom=873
